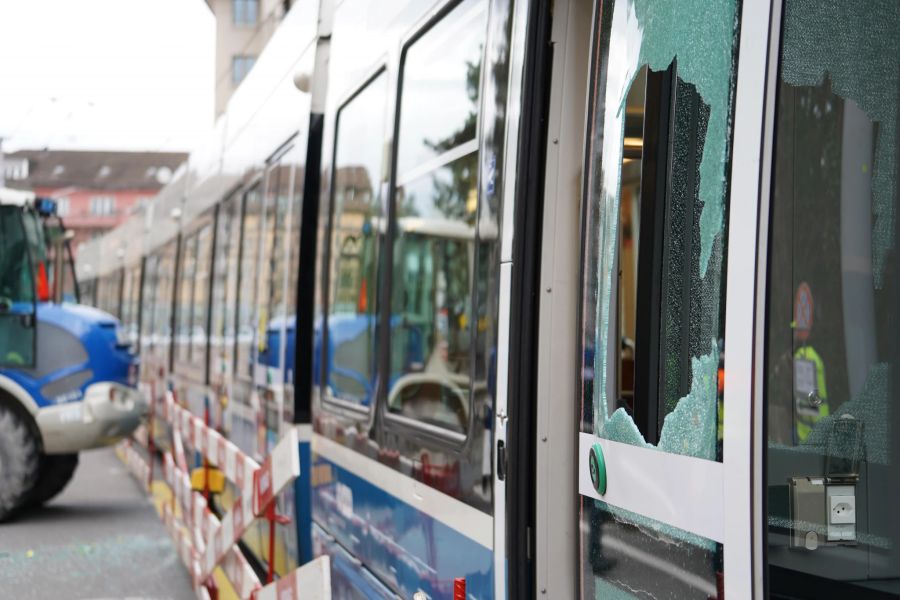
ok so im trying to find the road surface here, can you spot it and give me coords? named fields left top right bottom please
left=0, top=446, right=195, bottom=600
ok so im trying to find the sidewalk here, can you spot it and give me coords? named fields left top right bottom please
left=0, top=447, right=195, bottom=600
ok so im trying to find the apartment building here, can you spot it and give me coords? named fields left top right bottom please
left=206, top=0, right=294, bottom=116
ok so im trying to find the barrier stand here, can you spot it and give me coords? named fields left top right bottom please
left=119, top=390, right=330, bottom=600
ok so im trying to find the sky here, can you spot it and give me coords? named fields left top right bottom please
left=0, top=0, right=214, bottom=153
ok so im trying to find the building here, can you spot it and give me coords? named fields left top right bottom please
left=4, top=149, right=187, bottom=253
left=205, top=0, right=294, bottom=117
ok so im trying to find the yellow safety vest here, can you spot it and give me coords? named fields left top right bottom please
left=794, top=345, right=830, bottom=442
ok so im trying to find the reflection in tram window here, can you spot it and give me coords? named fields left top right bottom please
left=210, top=194, right=241, bottom=380
left=236, top=185, right=262, bottom=380
left=389, top=0, right=486, bottom=434
left=152, top=241, right=176, bottom=368
left=176, top=232, right=198, bottom=364
left=190, top=224, right=212, bottom=366
left=765, top=0, right=899, bottom=594
left=257, top=161, right=287, bottom=358
left=140, top=254, right=158, bottom=352
left=324, top=71, right=388, bottom=407
left=119, top=266, right=140, bottom=348
left=259, top=156, right=296, bottom=372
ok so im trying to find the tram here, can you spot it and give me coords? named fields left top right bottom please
left=77, top=0, right=899, bottom=597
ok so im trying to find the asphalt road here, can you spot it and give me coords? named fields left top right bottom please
left=0, top=447, right=195, bottom=600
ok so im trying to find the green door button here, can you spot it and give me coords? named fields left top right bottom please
left=589, top=442, right=607, bottom=495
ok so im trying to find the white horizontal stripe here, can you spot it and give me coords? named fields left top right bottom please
left=313, top=432, right=493, bottom=549
left=396, top=139, right=479, bottom=188
left=578, top=433, right=724, bottom=543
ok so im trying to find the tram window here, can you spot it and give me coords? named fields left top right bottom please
left=121, top=266, right=140, bottom=347
left=153, top=241, right=176, bottom=365
left=81, top=279, right=96, bottom=307
left=606, top=59, right=730, bottom=448
left=176, top=232, right=198, bottom=364
left=120, top=269, right=132, bottom=325
left=586, top=56, right=732, bottom=457
left=765, top=1, right=899, bottom=593
left=261, top=156, right=295, bottom=367
left=285, top=158, right=302, bottom=321
left=579, top=0, right=739, bottom=596
left=236, top=185, right=262, bottom=379
left=103, top=271, right=122, bottom=317
left=387, top=0, right=487, bottom=435
left=324, top=70, right=388, bottom=408
left=96, top=274, right=113, bottom=315
left=256, top=166, right=280, bottom=357
left=140, top=254, right=158, bottom=348
left=211, top=195, right=240, bottom=378
left=190, top=224, right=213, bottom=367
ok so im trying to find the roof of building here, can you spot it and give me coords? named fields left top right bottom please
left=5, top=149, right=187, bottom=191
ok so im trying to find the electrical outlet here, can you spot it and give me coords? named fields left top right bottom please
left=826, top=485, right=856, bottom=542
left=830, top=495, right=855, bottom=525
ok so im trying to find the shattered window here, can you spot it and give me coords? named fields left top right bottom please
left=581, top=0, right=738, bottom=461
left=579, top=0, right=740, bottom=596
left=765, top=0, right=900, bottom=593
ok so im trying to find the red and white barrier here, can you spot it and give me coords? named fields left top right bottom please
left=118, top=390, right=330, bottom=599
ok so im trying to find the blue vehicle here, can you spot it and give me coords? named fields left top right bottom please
left=0, top=188, right=143, bottom=521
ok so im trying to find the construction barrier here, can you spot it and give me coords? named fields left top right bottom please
left=118, top=388, right=330, bottom=600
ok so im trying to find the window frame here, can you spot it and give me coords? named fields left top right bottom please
left=232, top=0, right=258, bottom=26
left=319, top=64, right=391, bottom=421
left=232, top=55, right=256, bottom=85
left=174, top=208, right=216, bottom=382
left=209, top=189, right=243, bottom=389
left=89, top=195, right=115, bottom=217
left=379, top=0, right=490, bottom=449
left=140, top=253, right=159, bottom=351
left=257, top=139, right=298, bottom=384
left=234, top=179, right=264, bottom=383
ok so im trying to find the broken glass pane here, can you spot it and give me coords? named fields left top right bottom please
left=584, top=0, right=738, bottom=459
left=781, top=0, right=899, bottom=290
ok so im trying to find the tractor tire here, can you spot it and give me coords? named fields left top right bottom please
left=27, top=453, right=79, bottom=507
left=0, top=402, right=41, bottom=521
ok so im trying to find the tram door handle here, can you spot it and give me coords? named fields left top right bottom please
left=497, top=440, right=507, bottom=481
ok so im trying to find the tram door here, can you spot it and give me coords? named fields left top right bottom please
left=575, top=0, right=747, bottom=596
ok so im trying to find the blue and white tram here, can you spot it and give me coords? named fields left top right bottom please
left=78, top=0, right=900, bottom=597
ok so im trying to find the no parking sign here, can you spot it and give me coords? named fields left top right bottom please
left=794, top=282, right=814, bottom=342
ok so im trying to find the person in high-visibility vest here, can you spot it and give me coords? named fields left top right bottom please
left=793, top=344, right=830, bottom=443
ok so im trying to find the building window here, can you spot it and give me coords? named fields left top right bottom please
left=90, top=196, right=116, bottom=216
left=3, top=158, right=28, bottom=181
left=233, top=0, right=258, bottom=26
left=56, top=197, right=70, bottom=217
left=232, top=55, right=256, bottom=84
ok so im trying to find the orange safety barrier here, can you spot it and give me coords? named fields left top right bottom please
left=118, top=389, right=330, bottom=599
